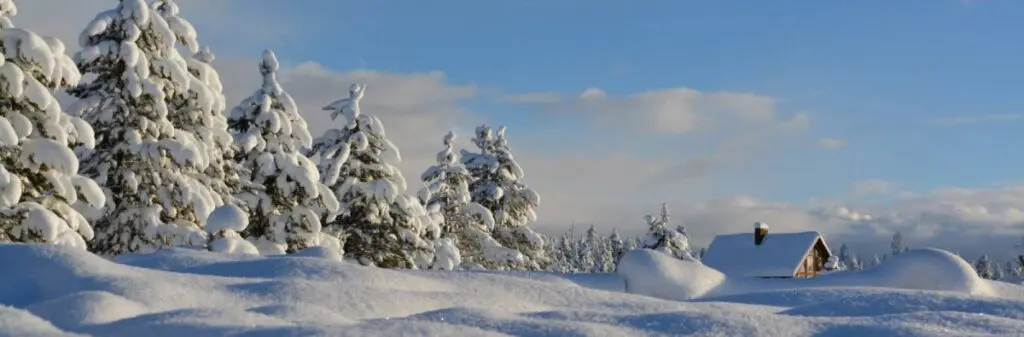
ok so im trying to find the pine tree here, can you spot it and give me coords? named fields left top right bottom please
left=69, top=0, right=219, bottom=254
left=1006, top=260, right=1021, bottom=278
left=462, top=125, right=544, bottom=270
left=975, top=254, right=994, bottom=279
left=891, top=232, right=903, bottom=256
left=153, top=0, right=252, bottom=210
left=228, top=50, right=338, bottom=254
left=418, top=131, right=519, bottom=269
left=1016, top=236, right=1024, bottom=272
left=0, top=0, right=105, bottom=248
left=312, top=84, right=436, bottom=268
left=993, top=261, right=1005, bottom=280
left=578, top=225, right=599, bottom=272
left=643, top=203, right=694, bottom=260
left=608, top=228, right=625, bottom=267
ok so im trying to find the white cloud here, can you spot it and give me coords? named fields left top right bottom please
left=851, top=179, right=893, bottom=195
left=509, top=87, right=806, bottom=135
left=817, top=137, right=846, bottom=150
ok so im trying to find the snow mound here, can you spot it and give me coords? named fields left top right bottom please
left=824, top=248, right=994, bottom=296
left=25, top=291, right=149, bottom=329
left=0, top=306, right=84, bottom=337
left=616, top=249, right=725, bottom=300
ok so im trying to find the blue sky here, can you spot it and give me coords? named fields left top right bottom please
left=269, top=0, right=1024, bottom=202
left=25, top=0, right=1024, bottom=258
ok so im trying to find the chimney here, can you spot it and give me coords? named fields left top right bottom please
left=754, top=222, right=769, bottom=246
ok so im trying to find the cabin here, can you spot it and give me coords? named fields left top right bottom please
left=701, top=222, right=833, bottom=278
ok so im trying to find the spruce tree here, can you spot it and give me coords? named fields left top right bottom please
left=837, top=244, right=851, bottom=270
left=418, top=131, right=523, bottom=269
left=228, top=50, right=338, bottom=254
left=312, top=84, right=436, bottom=268
left=975, top=254, right=994, bottom=279
left=462, top=125, right=544, bottom=270
left=891, top=232, right=903, bottom=256
left=579, top=225, right=597, bottom=272
left=1006, top=260, right=1021, bottom=278
left=642, top=203, right=694, bottom=260
left=0, top=0, right=105, bottom=248
left=69, top=0, right=215, bottom=254
left=153, top=0, right=252, bottom=210
left=608, top=228, right=625, bottom=267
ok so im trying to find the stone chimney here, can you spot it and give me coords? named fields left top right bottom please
left=754, top=222, right=769, bottom=246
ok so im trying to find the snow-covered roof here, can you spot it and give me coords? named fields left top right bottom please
left=701, top=231, right=830, bottom=278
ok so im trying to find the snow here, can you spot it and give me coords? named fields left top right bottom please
left=617, top=249, right=726, bottom=301
left=204, top=204, right=247, bottom=234
left=701, top=231, right=828, bottom=278
left=1, top=244, right=1023, bottom=336
left=0, top=116, right=16, bottom=145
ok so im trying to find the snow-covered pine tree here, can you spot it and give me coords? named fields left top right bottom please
left=461, top=125, right=545, bottom=270
left=870, top=254, right=881, bottom=267
left=418, top=131, right=521, bottom=270
left=0, top=0, right=105, bottom=248
left=311, top=83, right=435, bottom=268
left=837, top=244, right=852, bottom=270
left=624, top=235, right=639, bottom=254
left=975, top=254, right=994, bottom=279
left=1006, top=260, right=1021, bottom=278
left=68, top=0, right=221, bottom=255
left=608, top=228, right=625, bottom=267
left=578, top=225, right=598, bottom=272
left=993, top=262, right=1005, bottom=280
left=891, top=232, right=903, bottom=256
left=1016, top=235, right=1024, bottom=271
left=228, top=50, right=338, bottom=254
left=642, top=203, right=694, bottom=260
left=153, top=0, right=252, bottom=211
left=596, top=234, right=615, bottom=273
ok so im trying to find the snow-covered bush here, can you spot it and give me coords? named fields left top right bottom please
left=311, top=84, right=435, bottom=269
left=228, top=50, right=338, bottom=254
left=205, top=204, right=258, bottom=255
left=67, top=0, right=215, bottom=255
left=461, top=125, right=545, bottom=270
left=0, top=1, right=103, bottom=249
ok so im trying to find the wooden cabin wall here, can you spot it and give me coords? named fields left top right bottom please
left=795, top=239, right=831, bottom=278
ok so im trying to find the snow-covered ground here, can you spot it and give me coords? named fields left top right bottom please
left=1, top=244, right=1023, bottom=336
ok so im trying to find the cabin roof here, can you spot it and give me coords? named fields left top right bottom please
left=701, top=231, right=831, bottom=278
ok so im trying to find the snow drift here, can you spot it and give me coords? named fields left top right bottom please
left=616, top=249, right=725, bottom=300
left=819, top=248, right=995, bottom=296
left=1, top=243, right=1023, bottom=336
